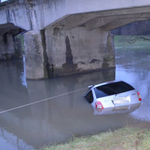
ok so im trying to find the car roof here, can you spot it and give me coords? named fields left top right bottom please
left=85, top=80, right=121, bottom=96
left=92, top=80, right=123, bottom=89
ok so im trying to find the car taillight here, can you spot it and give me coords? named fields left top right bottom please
left=137, top=92, right=142, bottom=101
left=95, top=101, right=104, bottom=109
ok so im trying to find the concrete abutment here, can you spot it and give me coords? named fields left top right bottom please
left=0, top=33, right=23, bottom=61
left=24, top=27, right=115, bottom=79
left=24, top=30, right=48, bottom=79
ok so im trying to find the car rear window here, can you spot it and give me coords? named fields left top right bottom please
left=94, top=81, right=134, bottom=98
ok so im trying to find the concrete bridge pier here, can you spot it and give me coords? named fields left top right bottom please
left=0, top=33, right=19, bottom=60
left=0, top=34, right=14, bottom=60
left=24, top=27, right=115, bottom=79
left=0, top=31, right=23, bottom=61
left=24, top=30, right=48, bottom=79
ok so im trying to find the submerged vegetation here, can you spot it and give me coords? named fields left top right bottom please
left=40, top=127, right=150, bottom=150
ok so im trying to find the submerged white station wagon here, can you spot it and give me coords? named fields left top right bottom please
left=84, top=81, right=142, bottom=113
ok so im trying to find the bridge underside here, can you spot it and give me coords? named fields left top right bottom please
left=1, top=3, right=150, bottom=79
left=0, top=23, right=20, bottom=35
left=52, top=6, right=150, bottom=31
left=23, top=6, right=150, bottom=79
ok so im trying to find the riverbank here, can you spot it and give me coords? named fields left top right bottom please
left=40, top=127, right=150, bottom=150
left=114, top=35, right=150, bottom=49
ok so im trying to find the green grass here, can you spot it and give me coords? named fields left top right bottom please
left=17, top=34, right=25, bottom=53
left=40, top=127, right=150, bottom=150
left=114, top=35, right=150, bottom=49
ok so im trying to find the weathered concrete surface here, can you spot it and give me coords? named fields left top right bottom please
left=24, top=30, right=48, bottom=79
left=1, top=0, right=150, bottom=31
left=45, top=26, right=115, bottom=77
left=0, top=1, right=31, bottom=31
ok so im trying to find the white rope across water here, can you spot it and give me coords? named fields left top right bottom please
left=0, top=87, right=87, bottom=114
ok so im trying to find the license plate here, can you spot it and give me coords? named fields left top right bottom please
left=113, top=105, right=129, bottom=111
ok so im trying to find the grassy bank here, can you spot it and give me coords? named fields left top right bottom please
left=114, top=35, right=150, bottom=49
left=41, top=127, right=150, bottom=150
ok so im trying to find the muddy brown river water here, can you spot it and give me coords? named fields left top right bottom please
left=0, top=49, right=150, bottom=150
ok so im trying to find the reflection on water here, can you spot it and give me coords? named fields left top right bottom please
left=0, top=48, right=150, bottom=149
left=0, top=126, right=33, bottom=150
left=20, top=56, right=27, bottom=88
left=115, top=49, right=150, bottom=123
left=0, top=60, right=115, bottom=150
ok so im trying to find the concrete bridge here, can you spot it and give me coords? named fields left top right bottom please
left=1, top=0, right=150, bottom=79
